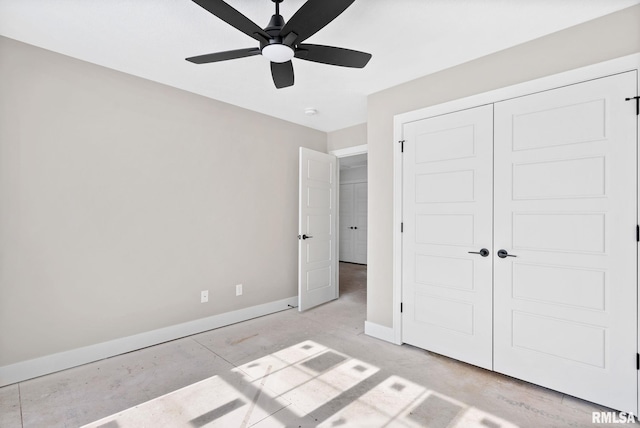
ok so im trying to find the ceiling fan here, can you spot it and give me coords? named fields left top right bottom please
left=186, top=0, right=372, bottom=89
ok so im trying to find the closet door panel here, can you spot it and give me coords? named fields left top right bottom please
left=353, top=182, right=368, bottom=264
left=493, top=72, right=638, bottom=413
left=339, top=183, right=355, bottom=262
left=339, top=182, right=367, bottom=264
left=402, top=104, right=494, bottom=370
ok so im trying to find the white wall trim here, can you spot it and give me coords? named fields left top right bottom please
left=635, top=59, right=640, bottom=416
left=392, top=120, right=404, bottom=346
left=0, top=296, right=297, bottom=387
left=392, top=53, right=640, bottom=348
left=364, top=321, right=396, bottom=343
left=330, top=144, right=368, bottom=158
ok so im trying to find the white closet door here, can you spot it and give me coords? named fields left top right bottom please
left=493, top=72, right=638, bottom=413
left=402, top=104, right=494, bottom=370
left=339, top=182, right=368, bottom=264
left=353, top=182, right=368, bottom=264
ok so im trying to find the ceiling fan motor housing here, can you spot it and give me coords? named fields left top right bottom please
left=261, top=14, right=295, bottom=63
left=264, top=13, right=285, bottom=35
left=260, top=9, right=298, bottom=63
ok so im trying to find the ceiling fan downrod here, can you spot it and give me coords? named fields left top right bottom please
left=265, top=0, right=287, bottom=36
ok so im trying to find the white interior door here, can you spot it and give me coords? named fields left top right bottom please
left=298, top=147, right=338, bottom=311
left=339, top=182, right=368, bottom=264
left=493, top=72, right=638, bottom=413
left=402, top=105, right=494, bottom=370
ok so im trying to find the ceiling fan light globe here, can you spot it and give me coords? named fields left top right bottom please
left=262, top=44, right=294, bottom=63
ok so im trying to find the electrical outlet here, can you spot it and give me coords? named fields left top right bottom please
left=201, top=290, right=208, bottom=303
left=236, top=284, right=243, bottom=296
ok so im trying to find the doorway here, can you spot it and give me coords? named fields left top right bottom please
left=338, top=153, right=368, bottom=265
left=332, top=145, right=368, bottom=325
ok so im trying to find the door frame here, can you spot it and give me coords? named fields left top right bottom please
left=330, top=144, right=368, bottom=158
left=392, top=53, right=640, bottom=352
left=330, top=144, right=369, bottom=265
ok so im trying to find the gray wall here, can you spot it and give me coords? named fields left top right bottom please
left=327, top=123, right=367, bottom=152
left=0, top=37, right=326, bottom=366
left=340, top=166, right=367, bottom=184
left=366, top=5, right=640, bottom=327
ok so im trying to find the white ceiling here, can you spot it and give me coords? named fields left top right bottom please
left=1, top=0, right=638, bottom=132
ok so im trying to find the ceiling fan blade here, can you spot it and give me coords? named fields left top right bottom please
left=295, top=44, right=371, bottom=68
left=186, top=47, right=261, bottom=64
left=192, top=0, right=270, bottom=41
left=280, top=0, right=355, bottom=43
left=271, top=61, right=294, bottom=89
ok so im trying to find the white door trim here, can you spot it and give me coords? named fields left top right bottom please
left=392, top=53, right=640, bottom=347
left=330, top=144, right=368, bottom=158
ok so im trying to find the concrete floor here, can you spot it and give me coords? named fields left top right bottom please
left=0, top=263, right=628, bottom=427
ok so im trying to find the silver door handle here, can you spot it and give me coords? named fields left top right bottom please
left=468, top=248, right=489, bottom=257
left=497, top=249, right=517, bottom=258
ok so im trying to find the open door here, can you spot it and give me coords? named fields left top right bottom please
left=298, top=147, right=338, bottom=311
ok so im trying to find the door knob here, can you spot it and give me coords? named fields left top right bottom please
left=497, top=249, right=517, bottom=258
left=468, top=248, right=490, bottom=257
left=301, top=234, right=313, bottom=240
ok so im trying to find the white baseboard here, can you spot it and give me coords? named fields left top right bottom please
left=0, top=296, right=297, bottom=387
left=364, top=321, right=396, bottom=344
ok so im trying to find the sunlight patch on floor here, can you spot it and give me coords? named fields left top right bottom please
left=319, top=375, right=517, bottom=428
left=82, top=340, right=517, bottom=427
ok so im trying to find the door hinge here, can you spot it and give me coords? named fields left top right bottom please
left=399, top=140, right=405, bottom=153
left=637, top=225, right=639, bottom=242
left=401, top=222, right=404, bottom=233
left=400, top=302, right=403, bottom=313
left=636, top=353, right=639, bottom=370
left=625, top=96, right=640, bottom=115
